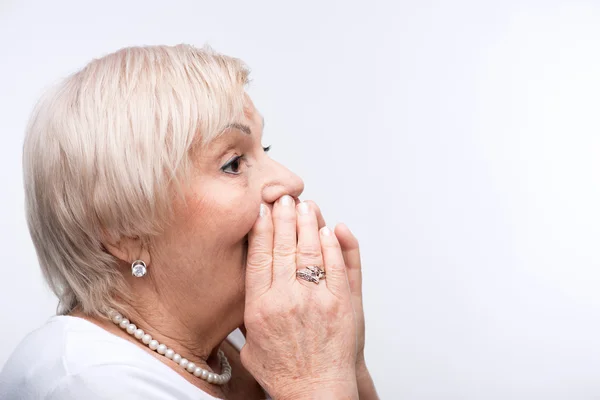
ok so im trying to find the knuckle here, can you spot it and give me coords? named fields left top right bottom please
left=246, top=250, right=272, bottom=269
left=249, top=300, right=279, bottom=324
left=325, top=260, right=345, bottom=272
left=248, top=236, right=270, bottom=250
left=322, top=236, right=341, bottom=249
left=304, top=200, right=321, bottom=212
left=296, top=246, right=322, bottom=260
left=244, top=309, right=264, bottom=327
left=274, top=208, right=296, bottom=223
left=321, top=296, right=341, bottom=316
left=264, top=296, right=298, bottom=319
left=273, top=242, right=296, bottom=257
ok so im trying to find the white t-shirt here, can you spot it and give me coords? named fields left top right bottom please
left=0, top=315, right=270, bottom=399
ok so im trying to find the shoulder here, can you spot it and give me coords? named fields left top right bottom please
left=45, top=364, right=203, bottom=400
left=0, top=316, right=216, bottom=400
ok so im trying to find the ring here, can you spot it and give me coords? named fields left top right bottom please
left=296, top=265, right=326, bottom=284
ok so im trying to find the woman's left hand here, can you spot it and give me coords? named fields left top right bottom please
left=239, top=200, right=375, bottom=397
left=303, top=202, right=379, bottom=399
left=301, top=202, right=366, bottom=368
left=334, top=223, right=366, bottom=366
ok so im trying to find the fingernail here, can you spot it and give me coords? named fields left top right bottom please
left=280, top=195, right=292, bottom=206
left=298, top=202, right=309, bottom=215
left=259, top=204, right=267, bottom=217
left=321, top=226, right=331, bottom=236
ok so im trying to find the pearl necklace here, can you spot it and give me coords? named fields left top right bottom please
left=108, top=310, right=232, bottom=385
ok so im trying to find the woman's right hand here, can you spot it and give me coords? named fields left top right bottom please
left=240, top=195, right=358, bottom=399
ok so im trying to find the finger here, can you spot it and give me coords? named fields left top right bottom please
left=245, top=204, right=274, bottom=301
left=303, top=200, right=326, bottom=230
left=334, top=223, right=362, bottom=298
left=272, top=195, right=297, bottom=285
left=295, top=202, right=325, bottom=288
left=320, top=226, right=350, bottom=296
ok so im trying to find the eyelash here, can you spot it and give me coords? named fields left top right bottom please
left=221, top=145, right=271, bottom=175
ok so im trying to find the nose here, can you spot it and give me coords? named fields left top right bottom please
left=261, top=158, right=305, bottom=205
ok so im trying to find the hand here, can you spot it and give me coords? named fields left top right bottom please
left=306, top=203, right=378, bottom=399
left=334, top=223, right=366, bottom=366
left=240, top=195, right=358, bottom=399
left=301, top=202, right=366, bottom=368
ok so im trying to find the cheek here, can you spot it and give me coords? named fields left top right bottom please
left=225, top=199, right=261, bottom=241
left=183, top=190, right=261, bottom=245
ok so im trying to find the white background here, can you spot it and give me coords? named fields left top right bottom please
left=1, top=0, right=600, bottom=398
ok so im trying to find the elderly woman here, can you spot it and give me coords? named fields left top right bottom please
left=0, top=44, right=378, bottom=399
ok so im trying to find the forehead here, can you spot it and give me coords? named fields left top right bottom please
left=242, top=94, right=263, bottom=126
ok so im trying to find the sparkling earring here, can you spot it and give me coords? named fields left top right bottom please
left=131, top=260, right=147, bottom=278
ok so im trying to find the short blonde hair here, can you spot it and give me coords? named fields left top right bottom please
left=23, top=44, right=249, bottom=316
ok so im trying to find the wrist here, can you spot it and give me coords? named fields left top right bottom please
left=355, top=361, right=379, bottom=400
left=282, top=383, right=359, bottom=400
left=277, top=374, right=358, bottom=400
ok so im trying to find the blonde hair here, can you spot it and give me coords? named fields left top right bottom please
left=23, top=44, right=249, bottom=316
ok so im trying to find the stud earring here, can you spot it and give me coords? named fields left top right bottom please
left=131, top=260, right=147, bottom=278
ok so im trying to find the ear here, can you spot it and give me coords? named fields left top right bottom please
left=103, top=236, right=152, bottom=266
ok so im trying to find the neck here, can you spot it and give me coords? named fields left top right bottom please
left=107, top=254, right=245, bottom=370
left=71, top=296, right=242, bottom=375
left=115, top=296, right=241, bottom=370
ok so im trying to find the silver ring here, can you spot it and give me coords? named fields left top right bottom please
left=296, top=265, right=326, bottom=284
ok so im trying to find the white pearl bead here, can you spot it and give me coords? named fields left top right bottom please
left=186, top=362, right=196, bottom=373
left=207, top=373, right=215, bottom=383
left=126, top=324, right=137, bottom=335
left=104, top=310, right=232, bottom=386
left=165, top=349, right=174, bottom=359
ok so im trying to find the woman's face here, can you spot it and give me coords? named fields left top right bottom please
left=148, top=94, right=304, bottom=320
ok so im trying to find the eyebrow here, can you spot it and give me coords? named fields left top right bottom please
left=227, top=123, right=251, bottom=135
left=226, top=116, right=265, bottom=136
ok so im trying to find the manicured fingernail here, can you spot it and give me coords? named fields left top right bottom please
left=298, top=202, right=309, bottom=215
left=280, top=195, right=292, bottom=206
left=321, top=226, right=331, bottom=236
left=259, top=204, right=267, bottom=217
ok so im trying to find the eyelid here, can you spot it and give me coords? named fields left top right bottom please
left=221, top=155, right=244, bottom=174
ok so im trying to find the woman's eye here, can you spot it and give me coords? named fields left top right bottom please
left=221, top=156, right=244, bottom=175
left=263, top=145, right=271, bottom=153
